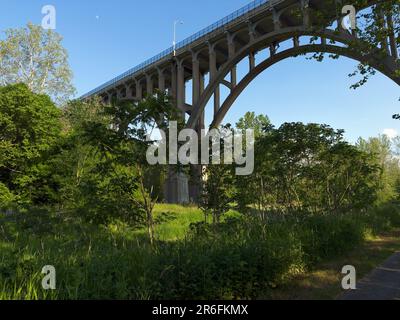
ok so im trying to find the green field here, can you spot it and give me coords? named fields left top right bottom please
left=1, top=203, right=400, bottom=300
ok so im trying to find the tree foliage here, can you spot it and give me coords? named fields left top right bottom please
left=309, top=0, right=399, bottom=91
left=0, top=23, right=75, bottom=104
left=0, top=83, right=61, bottom=205
left=234, top=121, right=380, bottom=216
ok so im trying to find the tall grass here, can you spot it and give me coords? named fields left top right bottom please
left=1, top=203, right=399, bottom=300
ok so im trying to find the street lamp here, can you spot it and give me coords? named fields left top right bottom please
left=173, top=20, right=184, bottom=56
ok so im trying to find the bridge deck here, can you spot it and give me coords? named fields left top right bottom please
left=81, top=0, right=278, bottom=98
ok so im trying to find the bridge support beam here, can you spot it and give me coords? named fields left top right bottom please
left=164, top=60, right=190, bottom=204
left=146, top=73, right=153, bottom=96
left=301, top=0, right=310, bottom=28
left=165, top=169, right=190, bottom=204
left=171, top=63, right=177, bottom=101
left=227, top=32, right=237, bottom=90
left=157, top=68, right=166, bottom=93
left=125, top=84, right=133, bottom=99
left=135, top=79, right=143, bottom=100
left=208, top=43, right=221, bottom=116
left=249, top=52, right=256, bottom=70
left=177, top=60, right=186, bottom=117
left=192, top=52, right=201, bottom=107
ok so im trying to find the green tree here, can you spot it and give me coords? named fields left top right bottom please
left=60, top=92, right=181, bottom=244
left=357, top=134, right=400, bottom=203
left=200, top=126, right=236, bottom=223
left=236, top=120, right=380, bottom=215
left=0, top=83, right=62, bottom=205
left=0, top=23, right=75, bottom=104
left=310, top=1, right=399, bottom=104
left=236, top=111, right=271, bottom=138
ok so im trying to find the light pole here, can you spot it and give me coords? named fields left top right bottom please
left=173, top=20, right=184, bottom=56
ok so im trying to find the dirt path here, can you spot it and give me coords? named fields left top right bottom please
left=339, top=252, right=400, bottom=300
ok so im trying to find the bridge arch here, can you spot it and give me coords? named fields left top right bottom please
left=186, top=27, right=400, bottom=129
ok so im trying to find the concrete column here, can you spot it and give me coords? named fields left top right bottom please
left=273, top=9, right=281, bottom=31
left=190, top=71, right=205, bottom=204
left=249, top=52, right=256, bottom=71
left=125, top=84, right=133, bottom=99
left=166, top=62, right=190, bottom=204
left=117, top=88, right=124, bottom=100
left=301, top=0, right=310, bottom=28
left=135, top=79, right=143, bottom=100
left=146, top=74, right=154, bottom=96
left=198, top=73, right=205, bottom=130
left=165, top=169, right=190, bottom=204
left=171, top=63, right=177, bottom=102
left=165, top=60, right=190, bottom=204
left=227, top=32, right=237, bottom=89
left=214, top=86, right=220, bottom=116
left=247, top=21, right=256, bottom=42
left=176, top=59, right=186, bottom=115
left=208, top=43, right=220, bottom=116
left=192, top=52, right=200, bottom=106
left=157, top=68, right=166, bottom=93
left=293, top=36, right=300, bottom=47
left=209, top=43, right=217, bottom=79
left=270, top=43, right=276, bottom=56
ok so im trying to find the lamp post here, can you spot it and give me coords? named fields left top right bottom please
left=173, top=20, right=184, bottom=56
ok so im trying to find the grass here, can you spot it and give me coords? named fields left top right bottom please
left=132, top=204, right=241, bottom=241
left=153, top=204, right=203, bottom=241
left=261, top=228, right=400, bottom=300
left=126, top=204, right=204, bottom=241
left=1, top=204, right=400, bottom=300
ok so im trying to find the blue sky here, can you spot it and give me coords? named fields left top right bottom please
left=1, top=0, right=399, bottom=142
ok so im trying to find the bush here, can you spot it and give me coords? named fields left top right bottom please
left=360, top=203, right=400, bottom=234
left=152, top=218, right=304, bottom=299
left=295, top=215, right=365, bottom=265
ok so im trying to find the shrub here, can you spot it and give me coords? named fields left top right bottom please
left=296, top=215, right=365, bottom=265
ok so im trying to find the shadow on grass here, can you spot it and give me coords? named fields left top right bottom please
left=261, top=229, right=400, bottom=300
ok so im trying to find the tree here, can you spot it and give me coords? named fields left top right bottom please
left=0, top=83, right=62, bottom=205
left=309, top=0, right=399, bottom=111
left=64, top=92, right=181, bottom=243
left=200, top=125, right=236, bottom=224
left=357, top=135, right=400, bottom=203
left=0, top=23, right=75, bottom=104
left=235, top=119, right=381, bottom=215
left=236, top=112, right=271, bottom=138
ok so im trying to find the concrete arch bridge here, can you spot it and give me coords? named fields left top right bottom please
left=83, top=0, right=400, bottom=203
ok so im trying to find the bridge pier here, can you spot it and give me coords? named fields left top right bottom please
left=164, top=168, right=190, bottom=204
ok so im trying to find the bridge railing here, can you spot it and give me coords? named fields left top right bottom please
left=81, top=0, right=269, bottom=98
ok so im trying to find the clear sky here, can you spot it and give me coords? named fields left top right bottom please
left=1, top=0, right=399, bottom=143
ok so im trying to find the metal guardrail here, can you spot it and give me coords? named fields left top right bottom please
left=81, top=0, right=269, bottom=98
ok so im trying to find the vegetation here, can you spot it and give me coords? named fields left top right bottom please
left=310, top=0, right=399, bottom=92
left=1, top=91, right=400, bottom=299
left=1, top=203, right=400, bottom=300
left=0, top=10, right=399, bottom=299
left=0, top=23, right=75, bottom=103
